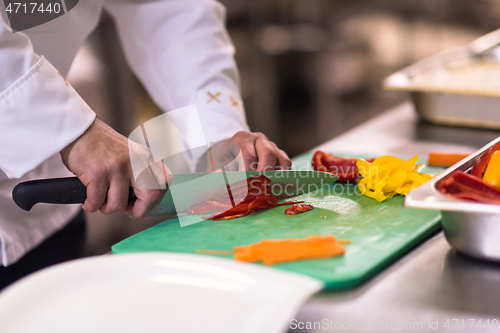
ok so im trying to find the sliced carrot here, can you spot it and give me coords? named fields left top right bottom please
left=234, top=242, right=266, bottom=262
left=262, top=236, right=344, bottom=265
left=233, top=235, right=348, bottom=265
left=428, top=152, right=469, bottom=167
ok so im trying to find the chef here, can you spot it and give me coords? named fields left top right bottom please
left=0, top=0, right=291, bottom=289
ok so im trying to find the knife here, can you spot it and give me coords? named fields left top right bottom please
left=12, top=170, right=338, bottom=216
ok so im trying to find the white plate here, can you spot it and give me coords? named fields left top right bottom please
left=0, top=253, right=322, bottom=333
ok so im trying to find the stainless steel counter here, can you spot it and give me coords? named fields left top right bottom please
left=288, top=102, right=500, bottom=333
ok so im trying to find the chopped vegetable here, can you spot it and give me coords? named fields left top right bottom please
left=277, top=200, right=305, bottom=206
left=428, top=152, right=470, bottom=167
left=357, top=155, right=433, bottom=202
left=483, top=150, right=500, bottom=188
left=438, top=171, right=500, bottom=204
left=233, top=235, right=347, bottom=265
left=284, top=204, right=314, bottom=215
left=187, top=175, right=303, bottom=221
left=471, top=143, right=500, bottom=178
left=312, top=151, right=374, bottom=182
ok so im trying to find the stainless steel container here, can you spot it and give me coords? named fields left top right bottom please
left=406, top=137, right=500, bottom=262
left=384, top=29, right=500, bottom=130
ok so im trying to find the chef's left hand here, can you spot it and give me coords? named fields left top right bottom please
left=224, top=131, right=292, bottom=171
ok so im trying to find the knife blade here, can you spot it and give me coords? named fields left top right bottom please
left=12, top=170, right=338, bottom=216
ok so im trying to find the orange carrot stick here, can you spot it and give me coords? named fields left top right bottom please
left=428, top=152, right=470, bottom=167
left=234, top=235, right=348, bottom=265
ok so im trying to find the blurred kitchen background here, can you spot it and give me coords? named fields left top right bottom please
left=66, top=0, right=500, bottom=255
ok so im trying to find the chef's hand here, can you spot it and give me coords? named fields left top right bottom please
left=60, top=118, right=169, bottom=218
left=225, top=131, right=292, bottom=171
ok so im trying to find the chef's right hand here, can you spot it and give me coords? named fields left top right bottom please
left=60, top=118, right=169, bottom=218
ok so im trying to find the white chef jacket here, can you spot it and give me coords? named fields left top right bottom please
left=0, top=0, right=249, bottom=266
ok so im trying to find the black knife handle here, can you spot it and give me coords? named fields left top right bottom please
left=12, top=177, right=135, bottom=211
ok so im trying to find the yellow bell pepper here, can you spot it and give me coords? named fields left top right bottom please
left=356, top=155, right=434, bottom=202
left=483, top=150, right=500, bottom=187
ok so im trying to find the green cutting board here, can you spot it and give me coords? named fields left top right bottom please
left=112, top=153, right=443, bottom=290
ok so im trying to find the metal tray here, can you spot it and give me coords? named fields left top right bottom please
left=406, top=137, right=500, bottom=262
left=384, top=29, right=500, bottom=130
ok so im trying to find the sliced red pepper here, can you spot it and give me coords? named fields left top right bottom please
left=448, top=192, right=500, bottom=205
left=312, top=151, right=374, bottom=183
left=214, top=213, right=248, bottom=221
left=187, top=200, right=233, bottom=215
left=248, top=175, right=271, bottom=196
left=471, top=143, right=500, bottom=178
left=188, top=175, right=270, bottom=216
left=188, top=175, right=303, bottom=221
left=438, top=171, right=500, bottom=204
left=277, top=200, right=305, bottom=206
left=210, top=194, right=277, bottom=221
left=284, top=204, right=314, bottom=215
left=244, top=193, right=277, bottom=212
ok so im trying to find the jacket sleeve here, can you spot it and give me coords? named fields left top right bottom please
left=103, top=0, right=250, bottom=149
left=0, top=17, right=96, bottom=179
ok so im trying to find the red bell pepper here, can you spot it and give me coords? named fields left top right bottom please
left=312, top=151, right=374, bottom=183
left=284, top=204, right=314, bottom=215
left=187, top=175, right=303, bottom=221
left=438, top=171, right=500, bottom=204
left=471, top=143, right=500, bottom=178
